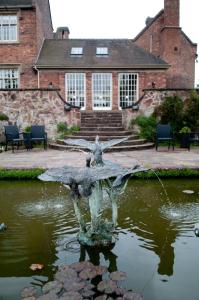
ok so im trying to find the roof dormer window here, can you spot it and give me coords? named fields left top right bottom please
left=71, top=47, right=83, bottom=56
left=96, top=47, right=108, bottom=56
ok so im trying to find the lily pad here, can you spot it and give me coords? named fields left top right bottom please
left=81, top=289, right=95, bottom=297
left=30, top=263, right=44, bottom=271
left=42, top=280, right=63, bottom=294
left=59, top=291, right=83, bottom=300
left=123, top=292, right=143, bottom=300
left=70, top=261, right=94, bottom=272
left=110, top=271, right=127, bottom=281
left=21, top=287, right=37, bottom=298
left=183, top=190, right=194, bottom=194
left=22, top=297, right=37, bottom=300
left=97, top=280, right=117, bottom=294
left=115, top=287, right=126, bottom=296
left=79, top=268, right=97, bottom=280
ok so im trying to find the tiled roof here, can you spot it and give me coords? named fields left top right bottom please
left=0, top=0, right=33, bottom=8
left=36, top=39, right=169, bottom=69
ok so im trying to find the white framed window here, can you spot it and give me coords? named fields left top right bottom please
left=119, top=73, right=138, bottom=108
left=96, top=47, right=108, bottom=56
left=65, top=73, right=86, bottom=109
left=92, top=73, right=112, bottom=110
left=0, top=68, right=19, bottom=89
left=0, top=15, right=18, bottom=42
left=70, top=47, right=83, bottom=56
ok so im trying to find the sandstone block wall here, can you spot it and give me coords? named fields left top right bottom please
left=0, top=89, right=80, bottom=139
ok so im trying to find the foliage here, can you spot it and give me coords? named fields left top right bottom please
left=0, top=113, right=9, bottom=121
left=24, top=125, right=31, bottom=133
left=0, top=168, right=44, bottom=180
left=179, top=126, right=191, bottom=134
left=57, top=122, right=80, bottom=139
left=153, top=95, right=184, bottom=133
left=135, top=115, right=157, bottom=142
left=132, top=168, right=199, bottom=179
left=183, top=91, right=199, bottom=129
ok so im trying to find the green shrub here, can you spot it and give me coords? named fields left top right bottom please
left=57, top=122, right=80, bottom=139
left=0, top=168, right=44, bottom=180
left=153, top=95, right=184, bottom=133
left=0, top=113, right=9, bottom=121
left=179, top=126, right=191, bottom=134
left=183, top=91, right=199, bottom=129
left=135, top=115, right=157, bottom=142
left=69, top=125, right=80, bottom=133
left=57, top=122, right=68, bottom=133
left=24, top=125, right=31, bottom=133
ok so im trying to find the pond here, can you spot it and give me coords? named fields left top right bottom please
left=0, top=179, right=199, bottom=300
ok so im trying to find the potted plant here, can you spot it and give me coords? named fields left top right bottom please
left=179, top=126, right=191, bottom=148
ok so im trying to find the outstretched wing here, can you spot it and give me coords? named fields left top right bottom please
left=64, top=138, right=95, bottom=151
left=100, top=137, right=128, bottom=151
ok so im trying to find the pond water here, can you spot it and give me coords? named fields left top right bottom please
left=0, top=179, right=199, bottom=300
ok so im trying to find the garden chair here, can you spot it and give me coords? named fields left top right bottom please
left=188, top=132, right=199, bottom=150
left=4, top=125, right=23, bottom=153
left=156, top=124, right=175, bottom=150
left=30, top=125, right=47, bottom=150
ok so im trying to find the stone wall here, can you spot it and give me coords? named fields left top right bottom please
left=122, top=89, right=197, bottom=129
left=0, top=89, right=80, bottom=139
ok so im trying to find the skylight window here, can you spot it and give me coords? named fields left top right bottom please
left=71, top=47, right=83, bottom=56
left=96, top=47, right=108, bottom=56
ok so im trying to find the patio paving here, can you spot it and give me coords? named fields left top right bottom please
left=0, top=147, right=199, bottom=170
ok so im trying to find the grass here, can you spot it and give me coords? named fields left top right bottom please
left=0, top=168, right=199, bottom=180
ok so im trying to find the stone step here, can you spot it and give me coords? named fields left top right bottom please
left=80, top=127, right=125, bottom=131
left=73, top=130, right=133, bottom=136
left=57, top=137, right=146, bottom=146
left=49, top=142, right=154, bottom=152
left=61, top=134, right=139, bottom=141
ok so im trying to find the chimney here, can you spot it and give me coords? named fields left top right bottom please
left=55, top=27, right=70, bottom=39
left=164, top=0, right=180, bottom=27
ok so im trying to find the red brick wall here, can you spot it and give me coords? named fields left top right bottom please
left=39, top=69, right=167, bottom=111
left=0, top=3, right=53, bottom=89
left=135, top=0, right=197, bottom=89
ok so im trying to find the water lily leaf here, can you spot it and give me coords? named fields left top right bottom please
left=97, top=280, right=117, bottom=294
left=21, top=287, right=37, bottom=298
left=42, top=280, right=63, bottom=294
left=59, top=291, right=83, bottom=300
left=183, top=190, right=194, bottom=194
left=110, top=271, right=127, bottom=281
left=123, top=292, right=143, bottom=300
left=64, top=279, right=85, bottom=292
left=30, top=263, right=44, bottom=271
left=22, top=297, right=37, bottom=300
left=55, top=268, right=77, bottom=282
left=70, top=261, right=94, bottom=272
left=79, top=268, right=97, bottom=280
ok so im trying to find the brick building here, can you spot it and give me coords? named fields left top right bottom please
left=0, top=0, right=197, bottom=112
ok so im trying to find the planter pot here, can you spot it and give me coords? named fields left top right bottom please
left=180, top=133, right=190, bottom=148
left=0, top=121, right=9, bottom=144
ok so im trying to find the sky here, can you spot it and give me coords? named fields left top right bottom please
left=49, top=0, right=199, bottom=86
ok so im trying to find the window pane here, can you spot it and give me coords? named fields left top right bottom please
left=92, top=73, right=112, bottom=108
left=71, top=47, right=83, bottom=55
left=119, top=73, right=138, bottom=108
left=66, top=73, right=85, bottom=108
left=0, top=15, right=17, bottom=41
left=96, top=47, right=108, bottom=56
left=0, top=68, right=19, bottom=89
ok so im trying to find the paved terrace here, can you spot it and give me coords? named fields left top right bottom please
left=0, top=147, right=199, bottom=170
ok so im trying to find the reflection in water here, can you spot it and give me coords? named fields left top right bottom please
left=0, top=179, right=199, bottom=300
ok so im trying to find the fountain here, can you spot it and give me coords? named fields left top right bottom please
left=39, top=136, right=147, bottom=247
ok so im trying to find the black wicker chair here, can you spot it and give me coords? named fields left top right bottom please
left=4, top=125, right=23, bottom=152
left=30, top=125, right=47, bottom=150
left=156, top=124, right=175, bottom=150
